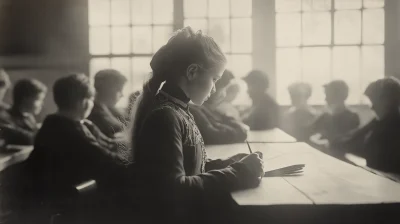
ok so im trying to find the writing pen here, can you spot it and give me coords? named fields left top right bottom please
left=246, top=140, right=253, bottom=154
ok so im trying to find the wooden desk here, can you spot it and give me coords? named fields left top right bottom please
left=246, top=128, right=296, bottom=143
left=0, top=145, right=33, bottom=172
left=207, top=143, right=400, bottom=223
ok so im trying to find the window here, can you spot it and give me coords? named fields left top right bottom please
left=89, top=0, right=174, bottom=106
left=184, top=0, right=253, bottom=105
left=275, top=0, right=384, bottom=105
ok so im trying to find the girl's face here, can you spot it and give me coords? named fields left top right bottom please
left=186, top=64, right=224, bottom=105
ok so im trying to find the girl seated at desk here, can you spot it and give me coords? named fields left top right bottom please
left=127, top=27, right=264, bottom=224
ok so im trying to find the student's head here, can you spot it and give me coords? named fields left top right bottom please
left=13, top=79, right=47, bottom=115
left=53, top=74, right=95, bottom=120
left=364, top=77, right=400, bottom=119
left=243, top=70, right=269, bottom=100
left=207, top=69, right=235, bottom=105
left=0, top=69, right=11, bottom=101
left=94, top=69, right=127, bottom=107
left=288, top=82, right=312, bottom=107
left=146, top=27, right=226, bottom=105
left=224, top=82, right=240, bottom=103
left=323, top=80, right=349, bottom=107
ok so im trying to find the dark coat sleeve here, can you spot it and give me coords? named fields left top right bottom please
left=137, top=108, right=259, bottom=197
left=88, top=105, right=125, bottom=138
left=190, top=106, right=247, bottom=145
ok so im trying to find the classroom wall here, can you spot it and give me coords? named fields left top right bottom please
left=0, top=0, right=89, bottom=118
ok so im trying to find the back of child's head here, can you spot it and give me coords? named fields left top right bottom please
left=13, top=78, right=47, bottom=107
left=0, top=68, right=11, bottom=90
left=94, top=69, right=127, bottom=94
left=243, top=70, right=269, bottom=91
left=288, top=82, right=312, bottom=106
left=53, top=74, right=95, bottom=111
left=323, top=80, right=349, bottom=104
left=129, top=26, right=226, bottom=160
left=365, top=76, right=400, bottom=107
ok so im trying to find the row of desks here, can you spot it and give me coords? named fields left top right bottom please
left=207, top=129, right=400, bottom=223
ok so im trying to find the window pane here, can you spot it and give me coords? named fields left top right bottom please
left=90, top=27, right=110, bottom=55
left=231, top=18, right=252, bottom=53
left=111, top=57, right=132, bottom=108
left=334, top=10, right=361, bottom=45
left=209, top=19, right=230, bottom=52
left=302, top=0, right=331, bottom=11
left=131, top=0, right=152, bottom=25
left=153, top=26, right=173, bottom=53
left=363, top=9, right=384, bottom=44
left=231, top=0, right=252, bottom=17
left=111, top=27, right=130, bottom=54
left=334, top=0, right=362, bottom=9
left=302, top=47, right=331, bottom=104
left=302, top=12, right=331, bottom=45
left=276, top=13, right=301, bottom=47
left=361, top=45, right=384, bottom=95
left=89, top=0, right=110, bottom=26
left=90, top=58, right=111, bottom=77
left=209, top=0, right=229, bottom=18
left=333, top=46, right=361, bottom=104
left=111, top=0, right=130, bottom=25
left=184, top=0, right=207, bottom=18
left=276, top=48, right=301, bottom=104
left=276, top=0, right=301, bottom=12
left=132, top=26, right=152, bottom=53
left=363, top=0, right=384, bottom=8
left=153, top=0, right=173, bottom=24
left=226, top=54, right=252, bottom=78
left=184, top=19, right=208, bottom=33
left=132, top=57, right=152, bottom=91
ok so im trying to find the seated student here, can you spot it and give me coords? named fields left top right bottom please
left=214, top=73, right=241, bottom=120
left=309, top=80, right=360, bottom=148
left=332, top=77, right=400, bottom=173
left=281, top=82, right=318, bottom=141
left=240, top=70, right=279, bottom=130
left=88, top=69, right=128, bottom=138
left=0, top=78, right=47, bottom=145
left=190, top=70, right=248, bottom=145
left=26, top=74, right=127, bottom=203
left=128, top=27, right=263, bottom=224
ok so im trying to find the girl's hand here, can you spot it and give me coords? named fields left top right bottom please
left=240, top=152, right=264, bottom=179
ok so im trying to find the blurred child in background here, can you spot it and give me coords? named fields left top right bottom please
left=281, top=82, right=318, bottom=141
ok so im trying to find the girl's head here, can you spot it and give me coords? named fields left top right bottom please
left=13, top=78, right=47, bottom=115
left=53, top=74, right=95, bottom=120
left=94, top=69, right=127, bottom=107
left=288, top=82, right=312, bottom=107
left=364, top=77, right=400, bottom=119
left=148, top=26, right=227, bottom=105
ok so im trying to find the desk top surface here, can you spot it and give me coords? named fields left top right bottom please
left=206, top=142, right=400, bottom=206
left=246, top=128, right=296, bottom=143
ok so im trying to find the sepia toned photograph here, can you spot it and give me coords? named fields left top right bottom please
left=0, top=0, right=399, bottom=223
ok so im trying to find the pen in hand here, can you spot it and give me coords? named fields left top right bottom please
left=246, top=140, right=253, bottom=154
